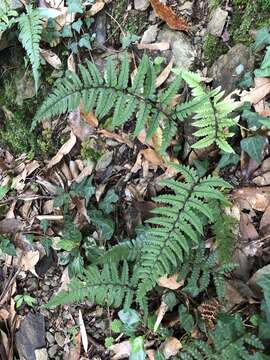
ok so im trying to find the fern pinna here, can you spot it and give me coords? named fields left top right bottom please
left=179, top=314, right=264, bottom=359
left=18, top=5, right=43, bottom=93
left=33, top=55, right=238, bottom=153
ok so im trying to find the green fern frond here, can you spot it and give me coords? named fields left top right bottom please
left=47, top=261, right=137, bottom=309
left=178, top=70, right=239, bottom=153
left=136, top=164, right=232, bottom=304
left=18, top=5, right=43, bottom=93
left=179, top=314, right=264, bottom=360
left=32, top=53, right=180, bottom=146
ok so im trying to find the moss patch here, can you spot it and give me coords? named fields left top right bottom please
left=202, top=34, right=227, bottom=66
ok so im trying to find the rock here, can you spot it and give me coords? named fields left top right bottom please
left=134, top=0, right=150, bottom=11
left=209, top=44, right=254, bottom=95
left=15, top=73, right=36, bottom=105
left=55, top=332, right=65, bottom=347
left=11, top=0, right=24, bottom=9
left=207, top=7, right=228, bottom=37
left=248, top=264, right=270, bottom=295
left=141, top=25, right=159, bottom=44
left=16, top=313, right=46, bottom=360
left=94, top=12, right=107, bottom=47
left=46, top=332, right=55, bottom=345
left=48, top=344, right=58, bottom=358
left=158, top=26, right=195, bottom=69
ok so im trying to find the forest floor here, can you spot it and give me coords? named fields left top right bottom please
left=0, top=0, right=270, bottom=359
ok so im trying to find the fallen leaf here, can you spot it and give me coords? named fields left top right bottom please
left=20, top=250, right=40, bottom=274
left=156, top=57, right=174, bottom=88
left=158, top=274, right=184, bottom=290
left=111, top=340, right=132, bottom=360
left=162, top=337, right=182, bottom=359
left=78, top=310, right=88, bottom=353
left=254, top=99, right=270, bottom=117
left=232, top=187, right=270, bottom=211
left=154, top=301, right=168, bottom=332
left=80, top=109, right=99, bottom=128
left=89, top=1, right=104, bottom=15
left=240, top=212, right=259, bottom=241
left=47, top=131, right=77, bottom=169
left=67, top=333, right=81, bottom=360
left=141, top=148, right=165, bottom=168
left=137, top=42, right=170, bottom=51
left=35, top=348, right=48, bottom=360
left=68, top=110, right=94, bottom=141
left=224, top=280, right=246, bottom=310
left=67, top=53, right=76, bottom=72
left=98, top=129, right=133, bottom=148
left=0, top=219, right=23, bottom=234
left=40, top=48, right=62, bottom=69
left=241, top=77, right=270, bottom=105
left=260, top=204, right=270, bottom=235
left=150, top=0, right=188, bottom=31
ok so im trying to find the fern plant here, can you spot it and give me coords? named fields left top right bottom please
left=47, top=164, right=232, bottom=311
left=179, top=314, right=264, bottom=359
left=18, top=5, right=43, bottom=93
left=0, top=0, right=18, bottom=32
left=33, top=55, right=238, bottom=153
left=136, top=163, right=231, bottom=308
left=180, top=244, right=237, bottom=300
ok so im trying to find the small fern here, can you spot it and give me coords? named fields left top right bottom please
left=33, top=55, right=238, bottom=153
left=18, top=5, right=43, bottom=93
left=47, top=261, right=137, bottom=309
left=179, top=314, right=264, bottom=359
left=178, top=70, right=239, bottom=153
left=136, top=163, right=231, bottom=307
left=181, top=244, right=237, bottom=300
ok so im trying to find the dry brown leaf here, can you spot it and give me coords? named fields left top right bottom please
left=225, top=281, right=246, bottom=310
left=98, top=129, right=133, bottom=148
left=141, top=148, right=165, bottom=168
left=40, top=48, right=62, bottom=69
left=154, top=301, right=168, bottom=332
left=260, top=204, right=270, bottom=235
left=162, top=337, right=182, bottom=359
left=241, top=77, right=270, bottom=105
left=68, top=110, right=94, bottom=141
left=89, top=1, right=104, bottom=15
left=156, top=57, right=174, bottom=88
left=80, top=109, right=99, bottom=128
left=240, top=213, right=259, bottom=241
left=67, top=53, right=76, bottom=72
left=78, top=310, right=88, bottom=353
left=47, top=131, right=76, bottom=169
left=111, top=340, right=132, bottom=360
left=0, top=219, right=23, bottom=234
left=232, top=187, right=270, bottom=211
left=74, top=164, right=94, bottom=183
left=35, top=348, right=48, bottom=360
left=150, top=0, right=188, bottom=31
left=254, top=99, right=270, bottom=117
left=137, top=42, right=170, bottom=51
left=158, top=274, right=184, bottom=290
left=20, top=250, right=40, bottom=274
left=146, top=350, right=155, bottom=360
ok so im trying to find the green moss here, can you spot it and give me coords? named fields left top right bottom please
left=202, top=34, right=226, bottom=66
left=108, top=1, right=148, bottom=46
left=230, top=0, right=270, bottom=46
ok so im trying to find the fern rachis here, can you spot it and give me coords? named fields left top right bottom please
left=33, top=55, right=238, bottom=153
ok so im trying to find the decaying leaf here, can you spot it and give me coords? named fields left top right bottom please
left=232, top=187, right=270, bottom=211
left=161, top=337, right=182, bottom=359
left=158, top=274, right=184, bottom=290
left=137, top=42, right=170, bottom=51
left=20, top=250, right=40, bottom=274
left=154, top=301, right=168, bottom=332
left=150, top=0, right=188, bottom=31
left=78, top=310, right=88, bottom=353
left=47, top=131, right=77, bottom=169
left=241, top=77, right=270, bottom=105
left=156, top=57, right=174, bottom=88
left=40, top=48, right=62, bottom=69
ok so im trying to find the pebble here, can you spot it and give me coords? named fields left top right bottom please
left=48, top=344, right=58, bottom=358
left=46, top=332, right=55, bottom=344
left=55, top=332, right=65, bottom=347
left=141, top=24, right=159, bottom=44
left=207, top=7, right=228, bottom=37
left=42, top=285, right=50, bottom=292
left=134, top=0, right=150, bottom=11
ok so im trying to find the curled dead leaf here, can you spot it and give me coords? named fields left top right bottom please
left=161, top=337, right=182, bottom=359
left=47, top=131, right=77, bottom=169
left=158, top=274, right=184, bottom=290
left=40, top=49, right=62, bottom=69
left=155, top=57, right=174, bottom=88
left=150, top=0, right=188, bottom=31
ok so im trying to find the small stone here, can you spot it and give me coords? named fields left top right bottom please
left=134, top=0, right=150, bottom=11
left=141, top=25, right=159, bottom=44
left=55, top=332, right=65, bottom=347
left=158, top=26, right=195, bottom=70
left=48, top=345, right=58, bottom=358
left=207, top=7, right=228, bottom=37
left=46, top=332, right=55, bottom=344
left=209, top=44, right=254, bottom=94
left=42, top=285, right=50, bottom=292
